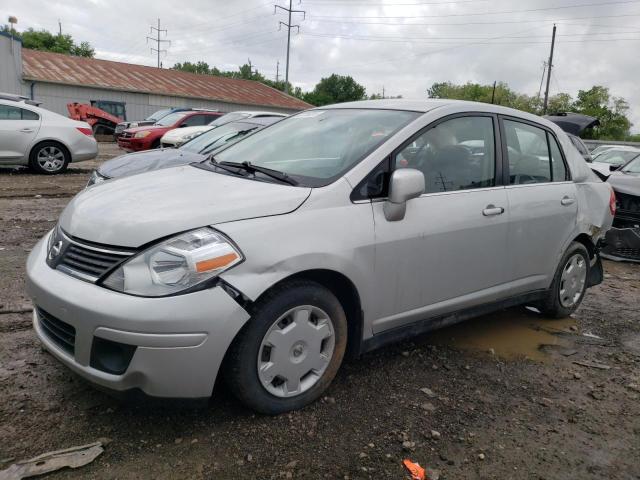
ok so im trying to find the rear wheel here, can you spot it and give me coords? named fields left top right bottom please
left=539, top=242, right=590, bottom=318
left=225, top=281, right=347, bottom=414
left=29, top=142, right=70, bottom=174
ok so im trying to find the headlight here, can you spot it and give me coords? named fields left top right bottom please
left=134, top=131, right=152, bottom=139
left=102, top=228, right=243, bottom=297
left=87, top=170, right=107, bottom=187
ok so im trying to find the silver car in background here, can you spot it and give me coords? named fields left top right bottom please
left=0, top=93, right=98, bottom=174
left=26, top=100, right=614, bottom=414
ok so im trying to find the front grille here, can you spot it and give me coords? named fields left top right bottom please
left=56, top=239, right=133, bottom=282
left=608, top=247, right=640, bottom=260
left=119, top=132, right=133, bottom=139
left=616, top=192, right=640, bottom=220
left=37, top=308, right=76, bottom=355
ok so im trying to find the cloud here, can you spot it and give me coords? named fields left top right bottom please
left=5, top=0, right=640, bottom=130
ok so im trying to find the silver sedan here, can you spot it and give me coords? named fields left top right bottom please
left=0, top=94, right=97, bottom=174
left=26, top=100, right=613, bottom=413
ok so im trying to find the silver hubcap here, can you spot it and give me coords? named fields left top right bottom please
left=258, top=305, right=335, bottom=398
left=37, top=146, right=65, bottom=172
left=559, top=253, right=587, bottom=308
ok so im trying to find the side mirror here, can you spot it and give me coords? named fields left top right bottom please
left=383, top=168, right=425, bottom=221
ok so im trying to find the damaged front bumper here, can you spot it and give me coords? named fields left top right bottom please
left=601, top=227, right=640, bottom=263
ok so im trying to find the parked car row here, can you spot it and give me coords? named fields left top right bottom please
left=28, top=99, right=615, bottom=414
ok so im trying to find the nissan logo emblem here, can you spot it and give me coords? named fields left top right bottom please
left=49, top=240, right=63, bottom=260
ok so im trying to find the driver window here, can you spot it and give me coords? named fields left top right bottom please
left=395, top=116, right=496, bottom=193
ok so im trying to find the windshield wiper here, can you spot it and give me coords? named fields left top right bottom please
left=199, top=156, right=250, bottom=177
left=218, top=160, right=298, bottom=186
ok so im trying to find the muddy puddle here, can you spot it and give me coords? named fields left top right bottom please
left=426, top=307, right=577, bottom=361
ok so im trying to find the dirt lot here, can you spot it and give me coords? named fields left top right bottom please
left=1, top=144, right=639, bottom=479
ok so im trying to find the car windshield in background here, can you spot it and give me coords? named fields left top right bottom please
left=182, top=122, right=260, bottom=154
left=208, top=112, right=250, bottom=126
left=621, top=156, right=640, bottom=173
left=213, top=109, right=420, bottom=186
left=147, top=109, right=171, bottom=122
left=155, top=112, right=187, bottom=126
left=596, top=149, right=640, bottom=165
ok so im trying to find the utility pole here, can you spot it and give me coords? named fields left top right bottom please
left=542, top=24, right=556, bottom=115
left=147, top=18, right=170, bottom=68
left=58, top=19, right=62, bottom=36
left=537, top=61, right=547, bottom=101
left=490, top=81, right=497, bottom=104
left=275, top=1, right=305, bottom=94
left=276, top=60, right=280, bottom=83
left=382, top=85, right=385, bottom=99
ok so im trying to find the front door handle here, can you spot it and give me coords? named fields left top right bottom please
left=561, top=196, right=575, bottom=206
left=20, top=128, right=34, bottom=133
left=482, top=205, right=505, bottom=216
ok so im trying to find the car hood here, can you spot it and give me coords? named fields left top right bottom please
left=61, top=166, right=312, bottom=247
left=98, top=149, right=205, bottom=179
left=162, top=126, right=213, bottom=141
left=124, top=125, right=167, bottom=134
left=608, top=170, right=640, bottom=196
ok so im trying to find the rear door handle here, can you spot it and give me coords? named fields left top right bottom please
left=561, top=196, right=575, bottom=206
left=482, top=205, right=505, bottom=216
left=20, top=128, right=34, bottom=133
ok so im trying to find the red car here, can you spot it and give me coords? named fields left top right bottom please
left=117, top=110, right=222, bottom=152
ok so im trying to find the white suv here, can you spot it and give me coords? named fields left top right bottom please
left=0, top=93, right=98, bottom=174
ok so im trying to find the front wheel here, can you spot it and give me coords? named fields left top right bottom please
left=224, top=280, right=347, bottom=414
left=539, top=242, right=590, bottom=318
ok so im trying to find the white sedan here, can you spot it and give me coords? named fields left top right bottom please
left=160, top=111, right=287, bottom=148
left=0, top=93, right=97, bottom=174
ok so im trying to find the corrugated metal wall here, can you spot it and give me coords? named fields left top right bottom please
left=29, top=83, right=296, bottom=120
left=0, top=33, right=24, bottom=95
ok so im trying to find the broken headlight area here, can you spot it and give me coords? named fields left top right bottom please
left=601, top=228, right=640, bottom=263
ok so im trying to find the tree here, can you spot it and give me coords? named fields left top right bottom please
left=1, top=25, right=94, bottom=57
left=302, top=74, right=367, bottom=106
left=427, top=81, right=634, bottom=140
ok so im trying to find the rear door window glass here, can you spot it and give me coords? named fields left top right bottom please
left=549, top=135, right=568, bottom=181
left=504, top=120, right=551, bottom=184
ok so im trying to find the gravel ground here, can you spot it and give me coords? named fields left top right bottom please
left=1, top=144, right=639, bottom=479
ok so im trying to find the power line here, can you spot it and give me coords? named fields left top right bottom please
left=275, top=0, right=306, bottom=94
left=305, top=0, right=487, bottom=5
left=307, top=0, right=640, bottom=19
left=147, top=18, right=170, bottom=68
left=305, top=11, right=640, bottom=27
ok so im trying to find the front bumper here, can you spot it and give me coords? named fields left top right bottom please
left=26, top=236, right=250, bottom=398
left=117, top=137, right=151, bottom=152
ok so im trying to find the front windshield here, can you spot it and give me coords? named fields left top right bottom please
left=208, top=112, right=250, bottom=126
left=214, top=109, right=420, bottom=186
left=596, top=150, right=640, bottom=165
left=181, top=122, right=259, bottom=154
left=147, top=109, right=171, bottom=121
left=155, top=112, right=187, bottom=126
left=621, top=156, right=640, bottom=173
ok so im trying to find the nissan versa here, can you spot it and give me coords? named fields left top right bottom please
left=26, top=100, right=614, bottom=414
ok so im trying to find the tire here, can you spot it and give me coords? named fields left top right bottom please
left=225, top=280, right=348, bottom=414
left=538, top=241, right=590, bottom=318
left=29, top=141, right=70, bottom=175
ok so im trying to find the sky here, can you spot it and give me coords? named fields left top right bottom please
left=4, top=0, right=640, bottom=130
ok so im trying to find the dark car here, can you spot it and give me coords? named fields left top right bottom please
left=88, top=116, right=282, bottom=185
left=601, top=155, right=640, bottom=262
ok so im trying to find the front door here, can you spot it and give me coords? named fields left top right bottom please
left=369, top=114, right=511, bottom=333
left=0, top=104, right=41, bottom=161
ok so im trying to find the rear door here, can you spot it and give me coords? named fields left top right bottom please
left=0, top=103, right=41, bottom=161
left=369, top=114, right=511, bottom=333
left=501, top=117, right=577, bottom=293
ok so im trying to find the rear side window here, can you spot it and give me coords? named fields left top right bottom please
left=504, top=120, right=566, bottom=184
left=0, top=105, right=40, bottom=120
left=182, top=115, right=211, bottom=127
